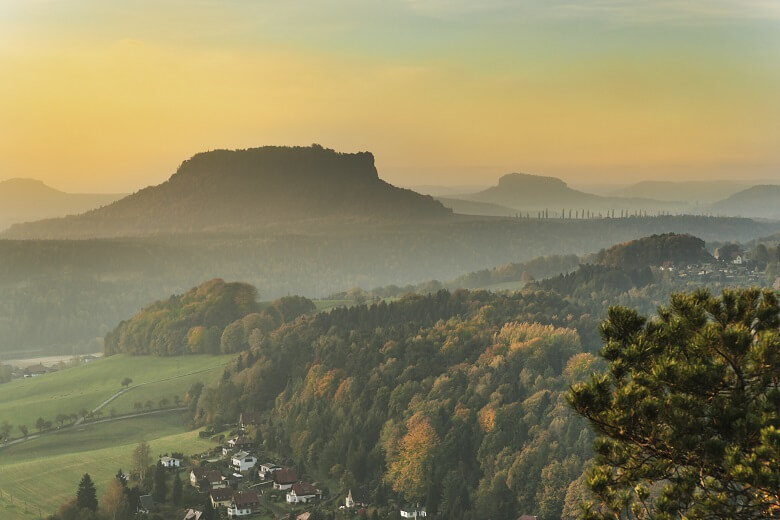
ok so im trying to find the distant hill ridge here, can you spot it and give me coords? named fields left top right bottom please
left=4, top=145, right=451, bottom=238
left=709, top=185, right=780, bottom=220
left=459, top=172, right=680, bottom=214
left=0, top=178, right=124, bottom=231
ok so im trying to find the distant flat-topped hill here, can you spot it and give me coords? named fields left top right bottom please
left=4, top=145, right=451, bottom=238
left=0, top=178, right=124, bottom=231
left=709, top=185, right=780, bottom=220
left=457, top=173, right=679, bottom=215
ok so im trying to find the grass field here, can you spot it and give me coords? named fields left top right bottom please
left=0, top=413, right=216, bottom=518
left=0, top=354, right=232, bottom=436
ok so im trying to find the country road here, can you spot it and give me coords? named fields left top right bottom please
left=0, top=407, right=189, bottom=449
left=1, top=364, right=225, bottom=449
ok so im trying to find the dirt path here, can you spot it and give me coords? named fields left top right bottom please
left=1, top=364, right=226, bottom=448
left=1, top=407, right=189, bottom=449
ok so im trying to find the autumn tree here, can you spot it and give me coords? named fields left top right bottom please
left=569, top=289, right=780, bottom=519
left=132, top=440, right=152, bottom=482
left=386, top=413, right=440, bottom=500
left=99, top=477, right=130, bottom=520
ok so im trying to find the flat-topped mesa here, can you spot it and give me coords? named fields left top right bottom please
left=170, top=145, right=380, bottom=186
left=496, top=172, right=568, bottom=190
left=4, top=145, right=450, bottom=239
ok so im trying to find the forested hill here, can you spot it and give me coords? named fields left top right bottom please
left=4, top=145, right=450, bottom=238
left=594, top=233, right=713, bottom=270
left=104, top=279, right=315, bottom=356
left=194, top=289, right=602, bottom=520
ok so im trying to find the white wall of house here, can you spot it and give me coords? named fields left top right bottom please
left=232, top=455, right=257, bottom=472
left=286, top=492, right=316, bottom=503
left=227, top=506, right=252, bottom=518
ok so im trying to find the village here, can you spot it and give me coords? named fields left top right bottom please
left=137, top=413, right=431, bottom=520
left=658, top=245, right=769, bottom=288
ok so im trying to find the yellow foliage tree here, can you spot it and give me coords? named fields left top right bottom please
left=386, top=413, right=440, bottom=500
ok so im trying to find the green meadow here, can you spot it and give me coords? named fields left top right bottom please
left=0, top=413, right=216, bottom=517
left=0, top=354, right=232, bottom=435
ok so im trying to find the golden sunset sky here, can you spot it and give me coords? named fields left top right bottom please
left=1, top=0, right=779, bottom=191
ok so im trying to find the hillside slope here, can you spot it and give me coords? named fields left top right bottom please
left=5, top=145, right=450, bottom=238
left=709, top=185, right=780, bottom=219
left=611, top=180, right=745, bottom=204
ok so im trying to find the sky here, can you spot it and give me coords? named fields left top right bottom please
left=1, top=0, right=779, bottom=192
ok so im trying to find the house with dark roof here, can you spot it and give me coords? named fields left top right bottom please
left=233, top=490, right=260, bottom=512
left=190, top=467, right=227, bottom=490
left=138, top=495, right=154, bottom=514
left=273, top=468, right=298, bottom=490
left=23, top=363, right=47, bottom=377
left=210, top=487, right=234, bottom=508
left=227, top=435, right=254, bottom=449
left=239, top=411, right=262, bottom=428
left=286, top=482, right=320, bottom=503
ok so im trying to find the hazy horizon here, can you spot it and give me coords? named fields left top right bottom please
left=2, top=0, right=779, bottom=192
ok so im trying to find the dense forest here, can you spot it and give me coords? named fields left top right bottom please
left=194, top=289, right=602, bottom=520
left=1, top=218, right=777, bottom=355
left=84, top=232, right=779, bottom=518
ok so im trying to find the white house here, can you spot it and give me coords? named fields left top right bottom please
left=231, top=451, right=257, bottom=472
left=286, top=482, right=319, bottom=504
left=160, top=455, right=181, bottom=468
left=733, top=255, right=744, bottom=265
left=400, top=505, right=427, bottom=518
left=258, top=462, right=281, bottom=480
left=227, top=504, right=252, bottom=518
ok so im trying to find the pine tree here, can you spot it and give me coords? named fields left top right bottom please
left=569, top=289, right=780, bottom=519
left=152, top=461, right=167, bottom=502
left=203, top=497, right=216, bottom=520
left=76, top=473, right=98, bottom=512
left=172, top=472, right=183, bottom=505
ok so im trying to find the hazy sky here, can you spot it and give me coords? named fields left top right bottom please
left=1, top=0, right=779, bottom=192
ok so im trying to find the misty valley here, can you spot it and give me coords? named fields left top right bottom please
left=0, top=146, right=777, bottom=520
